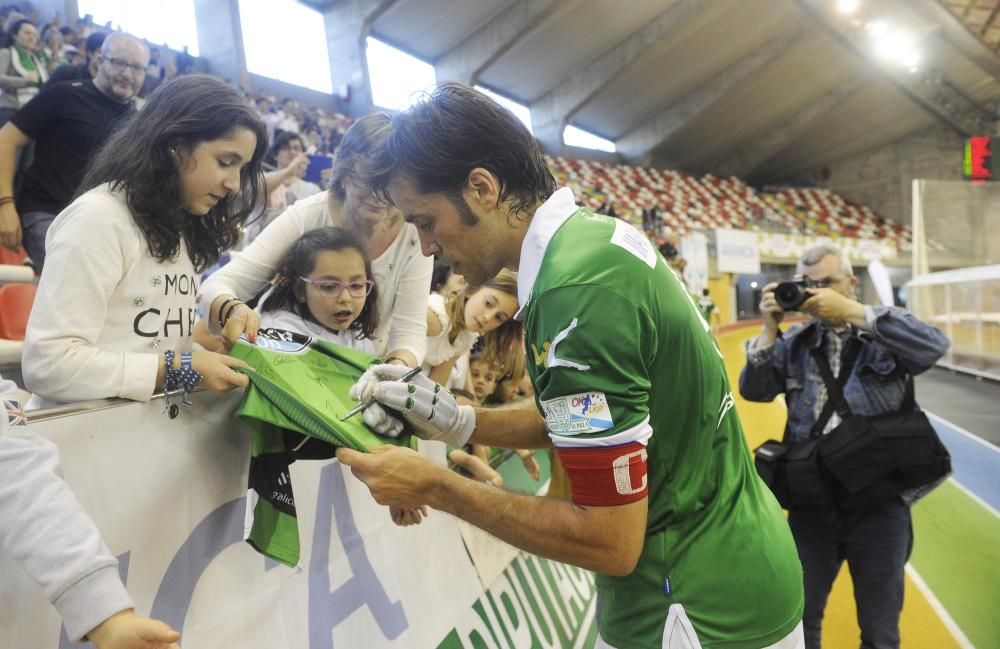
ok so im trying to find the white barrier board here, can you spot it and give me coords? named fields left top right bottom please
left=1, top=392, right=596, bottom=648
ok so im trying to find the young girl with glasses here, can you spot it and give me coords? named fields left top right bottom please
left=257, top=227, right=379, bottom=353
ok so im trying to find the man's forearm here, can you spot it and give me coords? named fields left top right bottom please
left=427, top=468, right=645, bottom=576
left=471, top=399, right=551, bottom=449
left=0, top=132, right=22, bottom=196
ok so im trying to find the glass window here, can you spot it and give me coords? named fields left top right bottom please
left=239, top=0, right=333, bottom=93
left=563, top=124, right=616, bottom=152
left=78, top=0, right=199, bottom=56
left=474, top=85, right=533, bottom=134
left=366, top=37, right=436, bottom=111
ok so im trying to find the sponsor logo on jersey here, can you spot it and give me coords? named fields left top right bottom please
left=251, top=327, right=313, bottom=353
left=541, top=391, right=613, bottom=434
left=610, top=218, right=657, bottom=269
left=530, top=340, right=551, bottom=368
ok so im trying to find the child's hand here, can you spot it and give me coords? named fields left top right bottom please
left=517, top=450, right=541, bottom=481
left=86, top=610, right=180, bottom=649
left=220, top=303, right=260, bottom=349
left=191, top=351, right=250, bottom=393
left=389, top=505, right=428, bottom=527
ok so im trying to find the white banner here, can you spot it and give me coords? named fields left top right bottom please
left=716, top=229, right=761, bottom=274
left=755, top=232, right=897, bottom=263
left=681, top=232, right=709, bottom=296
left=1, top=393, right=595, bottom=649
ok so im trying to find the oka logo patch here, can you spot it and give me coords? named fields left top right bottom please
left=541, top=391, right=614, bottom=435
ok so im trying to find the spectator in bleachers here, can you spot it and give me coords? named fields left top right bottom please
left=241, top=131, right=320, bottom=245
left=0, top=32, right=145, bottom=263
left=0, top=18, right=47, bottom=124
left=274, top=97, right=300, bottom=133
left=1, top=375, right=182, bottom=649
left=46, top=31, right=105, bottom=84
left=22, top=75, right=267, bottom=407
left=199, top=112, right=433, bottom=370
left=39, top=23, right=68, bottom=72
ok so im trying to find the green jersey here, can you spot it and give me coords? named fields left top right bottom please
left=231, top=328, right=413, bottom=566
left=518, top=190, right=802, bottom=648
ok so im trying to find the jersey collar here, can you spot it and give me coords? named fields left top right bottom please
left=514, top=187, right=579, bottom=321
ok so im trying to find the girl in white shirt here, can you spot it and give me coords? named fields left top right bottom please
left=200, top=113, right=432, bottom=368
left=257, top=227, right=377, bottom=355
left=423, top=269, right=522, bottom=386
left=23, top=75, right=267, bottom=406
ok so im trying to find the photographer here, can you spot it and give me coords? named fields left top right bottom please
left=739, top=243, right=949, bottom=649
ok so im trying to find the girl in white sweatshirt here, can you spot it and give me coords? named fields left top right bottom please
left=23, top=75, right=268, bottom=407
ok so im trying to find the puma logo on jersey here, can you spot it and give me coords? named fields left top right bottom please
left=530, top=318, right=590, bottom=371
left=548, top=318, right=591, bottom=371
left=717, top=391, right=735, bottom=430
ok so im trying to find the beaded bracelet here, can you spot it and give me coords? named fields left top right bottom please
left=163, top=350, right=203, bottom=411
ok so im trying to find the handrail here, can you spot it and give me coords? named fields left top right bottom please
left=25, top=389, right=187, bottom=422
left=0, top=263, right=35, bottom=284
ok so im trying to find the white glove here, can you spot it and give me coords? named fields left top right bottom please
left=351, top=364, right=476, bottom=447
left=349, top=367, right=405, bottom=438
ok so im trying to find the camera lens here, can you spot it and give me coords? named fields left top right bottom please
left=774, top=281, right=807, bottom=310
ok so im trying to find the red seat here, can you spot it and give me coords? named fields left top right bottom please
left=0, top=283, right=36, bottom=340
left=0, top=245, right=30, bottom=267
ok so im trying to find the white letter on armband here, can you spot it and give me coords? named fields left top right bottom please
left=612, top=448, right=648, bottom=495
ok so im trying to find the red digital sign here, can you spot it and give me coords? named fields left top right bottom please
left=964, top=137, right=993, bottom=181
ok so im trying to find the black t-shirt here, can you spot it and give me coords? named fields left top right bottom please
left=44, top=63, right=92, bottom=86
left=12, top=81, right=134, bottom=215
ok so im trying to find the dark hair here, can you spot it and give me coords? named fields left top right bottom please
left=260, top=227, right=379, bottom=340
left=364, top=83, right=556, bottom=221
left=7, top=18, right=33, bottom=38
left=268, top=130, right=304, bottom=159
left=329, top=112, right=392, bottom=200
left=78, top=74, right=268, bottom=272
left=84, top=31, right=105, bottom=55
left=431, top=256, right=451, bottom=293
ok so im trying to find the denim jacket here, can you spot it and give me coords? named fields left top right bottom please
left=739, top=305, right=950, bottom=444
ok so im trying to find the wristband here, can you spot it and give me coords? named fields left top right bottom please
left=221, top=300, right=245, bottom=327
left=163, top=350, right=204, bottom=411
left=217, top=297, right=240, bottom=326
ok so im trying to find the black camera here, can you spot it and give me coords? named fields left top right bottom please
left=774, top=277, right=811, bottom=311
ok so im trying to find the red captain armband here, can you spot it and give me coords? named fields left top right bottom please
left=556, top=441, right=649, bottom=506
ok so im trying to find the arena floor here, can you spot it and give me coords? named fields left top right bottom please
left=717, top=322, right=999, bottom=649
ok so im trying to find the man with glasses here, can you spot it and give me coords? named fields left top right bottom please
left=0, top=32, right=147, bottom=268
left=740, top=243, right=949, bottom=649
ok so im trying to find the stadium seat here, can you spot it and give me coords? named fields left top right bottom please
left=0, top=283, right=36, bottom=341
left=0, top=245, right=30, bottom=267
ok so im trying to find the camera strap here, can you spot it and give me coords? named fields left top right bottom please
left=809, top=333, right=862, bottom=438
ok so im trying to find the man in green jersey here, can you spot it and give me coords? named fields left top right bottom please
left=337, top=84, right=804, bottom=649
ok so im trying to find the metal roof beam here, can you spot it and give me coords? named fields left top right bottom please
left=529, top=0, right=709, bottom=152
left=434, top=0, right=566, bottom=87
left=713, top=76, right=867, bottom=178
left=617, top=25, right=806, bottom=163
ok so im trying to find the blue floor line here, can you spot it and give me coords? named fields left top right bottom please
left=925, top=411, right=1000, bottom=514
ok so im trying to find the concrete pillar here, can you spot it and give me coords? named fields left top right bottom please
left=193, top=0, right=246, bottom=87
left=323, top=0, right=389, bottom=117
